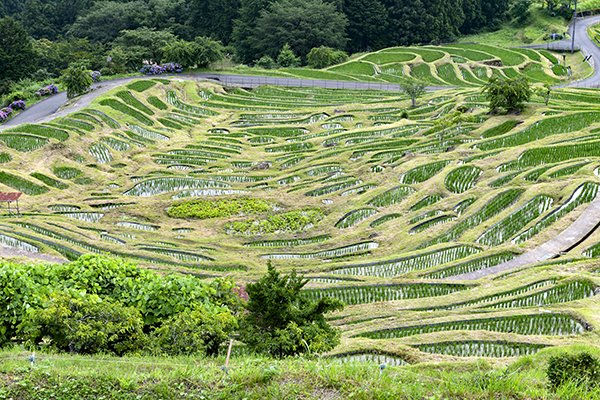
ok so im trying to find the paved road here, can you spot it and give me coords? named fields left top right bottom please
left=0, top=73, right=447, bottom=130
left=528, top=15, right=600, bottom=88
left=566, top=15, right=600, bottom=87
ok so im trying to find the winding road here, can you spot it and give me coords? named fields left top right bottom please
left=0, top=74, right=446, bottom=130
left=3, top=16, right=600, bottom=278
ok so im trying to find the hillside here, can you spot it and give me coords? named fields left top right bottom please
left=0, top=71, right=597, bottom=365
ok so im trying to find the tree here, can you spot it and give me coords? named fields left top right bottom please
left=400, top=79, right=427, bottom=107
left=276, top=43, right=301, bottom=67
left=536, top=83, right=552, bottom=106
left=510, top=0, right=532, bottom=23
left=240, top=264, right=343, bottom=357
left=482, top=76, right=532, bottom=113
left=255, top=55, right=276, bottom=69
left=231, top=0, right=272, bottom=63
left=306, top=46, right=348, bottom=68
left=18, top=0, right=56, bottom=39
left=161, top=40, right=197, bottom=67
left=193, top=36, right=225, bottom=68
left=114, top=28, right=177, bottom=67
left=382, top=0, right=464, bottom=46
left=68, top=1, right=150, bottom=43
left=61, top=63, right=93, bottom=98
left=0, top=17, right=37, bottom=90
left=161, top=37, right=224, bottom=68
left=249, top=0, right=348, bottom=60
left=188, top=0, right=240, bottom=43
left=33, top=37, right=105, bottom=77
left=342, top=0, right=388, bottom=52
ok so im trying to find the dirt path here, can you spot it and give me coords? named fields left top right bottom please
left=0, top=245, right=66, bottom=263
left=451, top=196, right=600, bottom=280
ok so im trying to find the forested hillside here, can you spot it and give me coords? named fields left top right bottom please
left=0, top=0, right=526, bottom=66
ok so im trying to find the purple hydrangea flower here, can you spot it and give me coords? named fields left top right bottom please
left=91, top=71, right=102, bottom=82
left=36, top=84, right=59, bottom=97
left=140, top=63, right=183, bottom=75
left=10, top=100, right=26, bottom=110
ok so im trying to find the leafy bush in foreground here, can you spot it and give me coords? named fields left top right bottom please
left=151, top=304, right=237, bottom=356
left=0, top=255, right=239, bottom=356
left=21, top=292, right=146, bottom=355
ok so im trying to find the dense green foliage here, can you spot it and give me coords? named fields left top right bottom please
left=22, top=292, right=147, bottom=355
left=225, top=208, right=324, bottom=234
left=161, top=36, right=224, bottom=68
left=244, top=0, right=348, bottom=62
left=483, top=76, right=532, bottom=113
left=307, top=46, right=349, bottom=69
left=0, top=255, right=239, bottom=356
left=168, top=198, right=272, bottom=219
left=240, top=264, right=343, bottom=357
left=61, top=63, right=93, bottom=99
left=151, top=304, right=237, bottom=356
left=400, top=79, right=427, bottom=107
left=0, top=17, right=36, bottom=92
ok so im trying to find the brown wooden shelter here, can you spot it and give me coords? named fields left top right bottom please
left=0, top=192, right=22, bottom=216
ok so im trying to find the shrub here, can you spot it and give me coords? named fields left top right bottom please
left=225, top=208, right=323, bottom=235
left=240, top=264, right=343, bottom=357
left=256, top=55, right=276, bottom=69
left=21, top=292, right=146, bottom=355
left=547, top=352, right=600, bottom=389
left=151, top=304, right=237, bottom=356
left=168, top=198, right=272, bottom=219
left=0, top=254, right=241, bottom=354
left=10, top=100, right=25, bottom=110
left=0, top=107, right=12, bottom=122
left=277, top=43, right=301, bottom=67
left=3, top=91, right=26, bottom=104
left=307, top=46, right=348, bottom=69
left=61, top=64, right=93, bottom=99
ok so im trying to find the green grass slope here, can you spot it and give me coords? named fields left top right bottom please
left=320, top=44, right=587, bottom=86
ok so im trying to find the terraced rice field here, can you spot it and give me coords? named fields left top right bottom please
left=321, top=44, right=570, bottom=87
left=0, top=76, right=599, bottom=364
